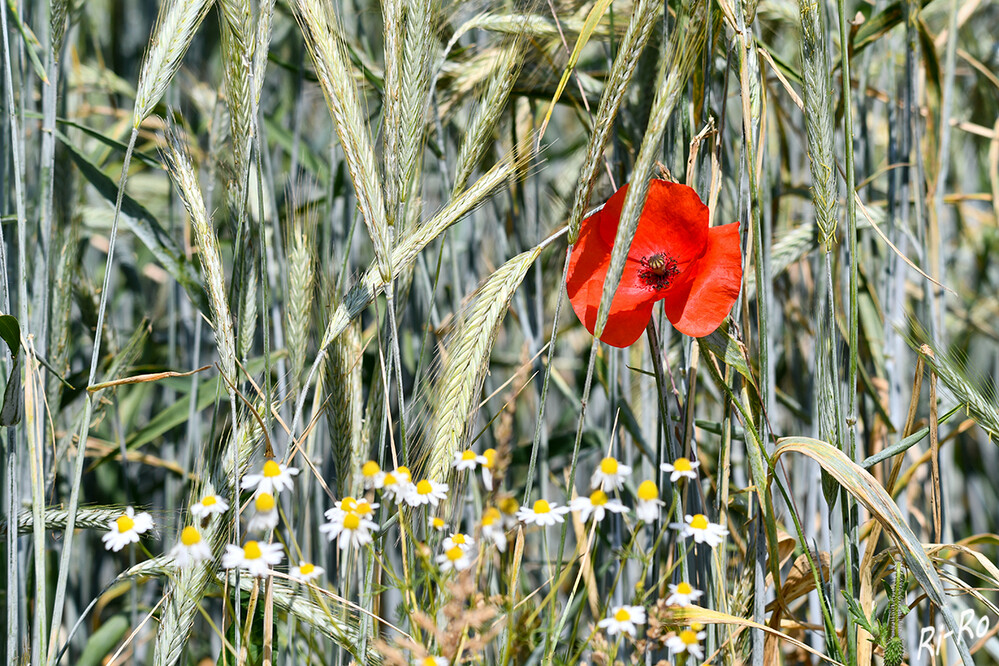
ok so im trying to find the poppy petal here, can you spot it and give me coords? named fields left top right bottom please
left=597, top=180, right=710, bottom=274
left=662, top=222, right=742, bottom=337
left=567, top=210, right=659, bottom=347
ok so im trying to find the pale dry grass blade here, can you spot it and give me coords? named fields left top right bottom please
left=772, top=437, right=974, bottom=665
left=424, top=245, right=544, bottom=483
left=294, top=0, right=392, bottom=278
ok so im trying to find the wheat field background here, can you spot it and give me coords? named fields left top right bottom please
left=1, top=0, right=999, bottom=664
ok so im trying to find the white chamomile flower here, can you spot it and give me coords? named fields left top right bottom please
left=442, top=532, right=474, bottom=551
left=361, top=460, right=385, bottom=489
left=406, top=479, right=449, bottom=507
left=242, top=459, right=299, bottom=496
left=481, top=448, right=498, bottom=490
left=661, top=456, right=700, bottom=482
left=453, top=449, right=488, bottom=472
left=247, top=492, right=280, bottom=532
left=590, top=456, right=631, bottom=492
left=191, top=493, right=229, bottom=518
left=381, top=466, right=414, bottom=502
left=324, top=496, right=378, bottom=521
left=289, top=561, right=325, bottom=583
left=670, top=513, right=728, bottom=548
left=428, top=516, right=447, bottom=532
left=597, top=605, right=646, bottom=637
left=517, top=499, right=570, bottom=526
left=480, top=508, right=507, bottom=552
left=417, top=656, right=448, bottom=666
left=570, top=489, right=628, bottom=523
left=635, top=480, right=665, bottom=524
left=222, top=540, right=284, bottom=578
left=436, top=545, right=474, bottom=573
left=168, top=526, right=212, bottom=567
left=498, top=496, right=520, bottom=529
left=320, top=511, right=379, bottom=550
left=666, top=581, right=704, bottom=607
left=666, top=627, right=707, bottom=660
left=101, top=507, right=154, bottom=552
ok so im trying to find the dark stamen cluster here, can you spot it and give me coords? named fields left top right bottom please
left=639, top=253, right=679, bottom=291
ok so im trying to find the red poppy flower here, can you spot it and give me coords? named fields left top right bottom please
left=566, top=179, right=742, bottom=348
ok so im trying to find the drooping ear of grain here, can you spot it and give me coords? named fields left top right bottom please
left=453, top=43, right=522, bottom=195
left=133, top=0, right=214, bottom=126
left=799, top=0, right=838, bottom=248
left=324, top=321, right=365, bottom=497
left=566, top=0, right=661, bottom=242
left=294, top=0, right=392, bottom=280
left=425, top=245, right=543, bottom=483
left=592, top=0, right=706, bottom=339
left=163, top=127, right=237, bottom=382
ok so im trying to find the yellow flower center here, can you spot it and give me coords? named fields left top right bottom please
left=244, top=541, right=262, bottom=560
left=680, top=629, right=699, bottom=645
left=637, top=480, right=659, bottom=501
left=343, top=513, right=361, bottom=530
left=396, top=466, right=411, bottom=481
left=116, top=515, right=135, bottom=533
left=383, top=473, right=397, bottom=486
left=482, top=508, right=500, bottom=526
left=451, top=533, right=468, bottom=545
left=341, top=497, right=357, bottom=512
left=499, top=497, right=518, bottom=515
left=532, top=499, right=552, bottom=514
left=676, top=582, right=693, bottom=595
left=180, top=526, right=201, bottom=546
left=262, top=460, right=281, bottom=478
left=483, top=448, right=497, bottom=468
left=614, top=608, right=631, bottom=622
left=416, top=480, right=433, bottom=495
left=255, top=492, right=276, bottom=512
left=691, top=622, right=705, bottom=631
left=202, top=495, right=217, bottom=507
left=446, top=545, right=465, bottom=562
left=599, top=457, right=619, bottom=475
left=431, top=517, right=445, bottom=529
left=690, top=514, right=709, bottom=530
left=673, top=457, right=693, bottom=472
left=421, top=658, right=439, bottom=666
left=355, top=502, right=373, bottom=516
left=362, top=460, right=380, bottom=476
left=300, top=563, right=315, bottom=575
left=589, top=490, right=608, bottom=506
left=461, top=450, right=477, bottom=461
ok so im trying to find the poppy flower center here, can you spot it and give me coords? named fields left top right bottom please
left=639, top=252, right=679, bottom=291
